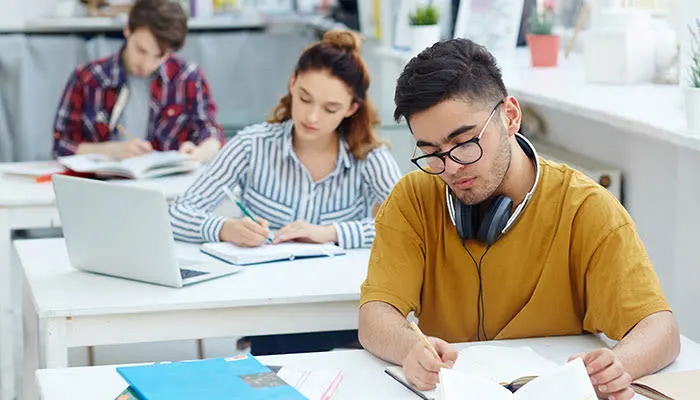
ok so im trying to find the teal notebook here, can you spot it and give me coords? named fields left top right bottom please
left=116, top=354, right=308, bottom=400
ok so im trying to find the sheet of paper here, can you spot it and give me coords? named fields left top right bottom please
left=453, top=346, right=559, bottom=384
left=277, top=367, right=343, bottom=400
left=514, top=358, right=597, bottom=400
left=439, top=368, right=513, bottom=400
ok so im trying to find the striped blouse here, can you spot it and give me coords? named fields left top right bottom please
left=169, top=120, right=403, bottom=249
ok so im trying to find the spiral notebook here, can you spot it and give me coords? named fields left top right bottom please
left=200, top=242, right=346, bottom=266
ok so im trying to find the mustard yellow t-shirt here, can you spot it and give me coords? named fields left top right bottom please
left=360, top=157, right=670, bottom=343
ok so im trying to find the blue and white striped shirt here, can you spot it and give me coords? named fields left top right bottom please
left=169, top=120, right=403, bottom=249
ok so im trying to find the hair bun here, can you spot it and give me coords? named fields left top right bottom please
left=322, top=30, right=361, bottom=52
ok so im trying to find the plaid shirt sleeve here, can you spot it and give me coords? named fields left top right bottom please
left=190, top=69, right=225, bottom=145
left=52, top=69, right=85, bottom=158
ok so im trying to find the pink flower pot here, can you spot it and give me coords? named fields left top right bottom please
left=526, top=34, right=560, bottom=67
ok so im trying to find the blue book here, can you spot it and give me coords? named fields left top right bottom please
left=116, top=354, right=308, bottom=400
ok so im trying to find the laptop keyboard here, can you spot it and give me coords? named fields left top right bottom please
left=179, top=268, right=210, bottom=280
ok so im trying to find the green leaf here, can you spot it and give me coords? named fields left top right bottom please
left=409, top=4, right=440, bottom=26
left=529, top=5, right=554, bottom=35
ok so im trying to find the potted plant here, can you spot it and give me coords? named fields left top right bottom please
left=409, top=4, right=441, bottom=56
left=685, top=18, right=700, bottom=133
left=527, top=0, right=559, bottom=67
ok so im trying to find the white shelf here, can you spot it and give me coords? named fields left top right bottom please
left=19, top=12, right=266, bottom=33
left=375, top=45, right=697, bottom=151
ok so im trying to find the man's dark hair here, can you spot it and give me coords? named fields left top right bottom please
left=128, top=0, right=188, bottom=53
left=393, top=38, right=508, bottom=123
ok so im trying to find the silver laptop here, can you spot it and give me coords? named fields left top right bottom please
left=52, top=175, right=242, bottom=288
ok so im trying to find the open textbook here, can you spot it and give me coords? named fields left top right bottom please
left=631, top=369, right=699, bottom=400
left=385, top=345, right=594, bottom=400
left=201, top=241, right=346, bottom=266
left=439, top=357, right=597, bottom=400
left=58, top=151, right=198, bottom=179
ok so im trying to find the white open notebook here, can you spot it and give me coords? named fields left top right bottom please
left=385, top=345, right=596, bottom=400
left=58, top=151, right=198, bottom=179
left=200, top=242, right=346, bottom=266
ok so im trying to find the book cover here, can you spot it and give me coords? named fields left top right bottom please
left=58, top=151, right=198, bottom=180
left=116, top=354, right=308, bottom=400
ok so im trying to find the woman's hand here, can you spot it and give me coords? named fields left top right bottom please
left=273, top=220, right=337, bottom=244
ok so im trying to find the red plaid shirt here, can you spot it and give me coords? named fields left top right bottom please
left=52, top=47, right=225, bottom=158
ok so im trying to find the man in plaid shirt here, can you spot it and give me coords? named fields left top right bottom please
left=52, top=0, right=225, bottom=162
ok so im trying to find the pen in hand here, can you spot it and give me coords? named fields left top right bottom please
left=221, top=186, right=272, bottom=243
left=409, top=321, right=441, bottom=360
left=117, top=124, right=136, bottom=141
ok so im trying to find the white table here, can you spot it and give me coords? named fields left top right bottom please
left=0, top=168, right=198, bottom=400
left=16, top=237, right=370, bottom=400
left=34, top=334, right=700, bottom=400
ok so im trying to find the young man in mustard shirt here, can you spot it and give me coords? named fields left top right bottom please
left=358, top=39, right=680, bottom=400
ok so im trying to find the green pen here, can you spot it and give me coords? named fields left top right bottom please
left=221, top=186, right=273, bottom=243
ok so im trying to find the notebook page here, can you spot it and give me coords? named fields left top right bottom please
left=59, top=154, right=119, bottom=172
left=454, top=346, right=559, bottom=384
left=226, top=242, right=339, bottom=256
left=202, top=242, right=344, bottom=265
left=120, top=151, right=190, bottom=175
left=514, top=358, right=597, bottom=400
left=439, top=368, right=513, bottom=400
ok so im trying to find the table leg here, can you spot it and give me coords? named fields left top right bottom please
left=21, top=272, right=39, bottom=400
left=0, top=210, right=14, bottom=400
left=43, top=318, right=68, bottom=369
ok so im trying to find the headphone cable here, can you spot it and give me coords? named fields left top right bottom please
left=464, top=242, right=492, bottom=341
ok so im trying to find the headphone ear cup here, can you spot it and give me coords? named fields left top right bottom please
left=477, top=196, right=514, bottom=245
left=455, top=200, right=479, bottom=242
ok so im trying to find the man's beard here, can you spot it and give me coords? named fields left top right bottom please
left=454, top=135, right=511, bottom=205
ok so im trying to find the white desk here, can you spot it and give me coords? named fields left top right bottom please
left=34, top=335, right=700, bottom=400
left=16, top=238, right=369, bottom=400
left=0, top=168, right=198, bottom=400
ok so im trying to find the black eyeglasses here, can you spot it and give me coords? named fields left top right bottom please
left=410, top=101, right=504, bottom=175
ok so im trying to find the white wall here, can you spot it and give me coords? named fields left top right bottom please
left=0, top=0, right=56, bottom=30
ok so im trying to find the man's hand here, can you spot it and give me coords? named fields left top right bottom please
left=116, top=138, right=152, bottom=159
left=179, top=141, right=197, bottom=156
left=273, top=220, right=337, bottom=244
left=220, top=217, right=270, bottom=247
left=569, top=348, right=634, bottom=400
left=402, top=337, right=458, bottom=391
